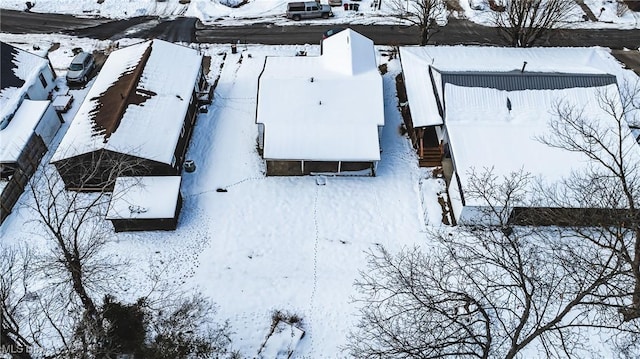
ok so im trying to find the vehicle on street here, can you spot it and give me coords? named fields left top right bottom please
left=286, top=1, right=333, bottom=21
left=322, top=27, right=346, bottom=39
left=66, top=52, right=95, bottom=85
left=328, top=0, right=342, bottom=6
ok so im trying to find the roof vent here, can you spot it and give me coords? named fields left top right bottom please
left=506, top=97, right=512, bottom=111
left=521, top=61, right=527, bottom=73
left=310, top=77, right=314, bottom=83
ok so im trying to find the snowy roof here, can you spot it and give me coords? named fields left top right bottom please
left=445, top=83, right=640, bottom=208
left=0, top=100, right=51, bottom=163
left=256, top=29, right=383, bottom=161
left=322, top=29, right=378, bottom=76
left=399, top=46, right=623, bottom=127
left=106, top=176, right=181, bottom=220
left=0, top=42, right=50, bottom=124
left=51, top=40, right=202, bottom=164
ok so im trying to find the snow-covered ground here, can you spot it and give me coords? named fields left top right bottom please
left=0, top=32, right=448, bottom=357
left=2, top=0, right=639, bottom=28
left=1, top=0, right=639, bottom=356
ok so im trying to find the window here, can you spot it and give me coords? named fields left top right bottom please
left=39, top=73, right=47, bottom=88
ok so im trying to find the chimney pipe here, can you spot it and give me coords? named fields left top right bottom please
left=521, top=61, right=528, bottom=73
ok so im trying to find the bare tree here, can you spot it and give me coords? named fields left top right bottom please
left=0, top=246, right=34, bottom=359
left=492, top=0, right=576, bottom=47
left=21, top=149, right=154, bottom=357
left=536, top=80, right=640, bottom=321
left=21, top=158, right=236, bottom=358
left=389, top=0, right=446, bottom=45
left=27, top=165, right=119, bottom=357
left=347, top=169, right=635, bottom=358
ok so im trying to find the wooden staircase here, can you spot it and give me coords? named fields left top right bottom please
left=419, top=146, right=443, bottom=167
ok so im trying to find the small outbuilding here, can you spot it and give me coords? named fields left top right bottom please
left=256, top=28, right=384, bottom=176
left=106, top=176, right=182, bottom=232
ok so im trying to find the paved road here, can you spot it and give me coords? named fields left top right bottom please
left=612, top=49, right=640, bottom=76
left=1, top=9, right=639, bottom=48
left=0, top=9, right=110, bottom=33
left=192, top=18, right=640, bottom=48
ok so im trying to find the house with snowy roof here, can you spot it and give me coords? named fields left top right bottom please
left=0, top=42, right=62, bottom=224
left=256, top=28, right=384, bottom=176
left=51, top=39, right=209, bottom=193
left=399, top=46, right=640, bottom=225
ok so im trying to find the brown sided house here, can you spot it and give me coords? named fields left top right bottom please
left=51, top=39, right=210, bottom=191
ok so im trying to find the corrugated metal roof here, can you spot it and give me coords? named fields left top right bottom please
left=439, top=71, right=617, bottom=91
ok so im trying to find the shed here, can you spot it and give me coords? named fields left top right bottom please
left=106, top=176, right=182, bottom=232
left=256, top=29, right=384, bottom=176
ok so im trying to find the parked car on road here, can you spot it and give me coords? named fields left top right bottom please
left=66, top=52, right=95, bottom=85
left=322, top=27, right=346, bottom=39
left=286, top=1, right=333, bottom=20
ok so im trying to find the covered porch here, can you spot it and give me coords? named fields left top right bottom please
left=266, top=160, right=376, bottom=176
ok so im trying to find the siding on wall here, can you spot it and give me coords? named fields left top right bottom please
left=26, top=66, right=56, bottom=100
left=0, top=134, right=47, bottom=223
left=172, top=89, right=199, bottom=170
left=34, top=104, right=62, bottom=145
left=54, top=150, right=177, bottom=191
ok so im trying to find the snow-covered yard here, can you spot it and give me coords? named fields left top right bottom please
left=177, top=45, right=432, bottom=356
left=0, top=34, right=447, bottom=357
left=1, top=0, right=639, bottom=353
